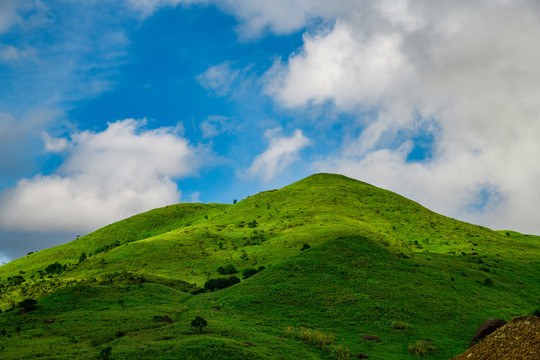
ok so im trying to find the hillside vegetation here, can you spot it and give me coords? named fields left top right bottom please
left=0, top=173, right=538, bottom=359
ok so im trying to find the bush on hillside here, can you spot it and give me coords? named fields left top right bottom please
left=204, top=276, right=240, bottom=292
left=217, top=264, right=238, bottom=275
left=242, top=266, right=266, bottom=279
left=301, top=243, right=311, bottom=251
left=45, top=262, right=65, bottom=275
left=18, top=299, right=38, bottom=312
left=191, top=316, right=207, bottom=334
left=97, top=346, right=112, bottom=360
left=191, top=287, right=206, bottom=295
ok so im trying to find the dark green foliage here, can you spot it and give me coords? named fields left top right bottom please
left=204, top=276, right=240, bottom=292
left=0, top=329, right=5, bottom=336
left=242, top=266, right=265, bottom=279
left=93, top=241, right=121, bottom=256
left=217, top=264, right=238, bottom=275
left=247, top=220, right=257, bottom=228
left=530, top=307, right=540, bottom=317
left=44, top=262, right=65, bottom=275
left=233, top=199, right=237, bottom=204
left=7, top=275, right=24, bottom=286
left=78, top=252, right=87, bottom=263
left=97, top=346, right=112, bottom=360
left=190, top=316, right=207, bottom=334
left=191, top=287, right=205, bottom=295
left=301, top=243, right=311, bottom=251
left=483, top=277, right=494, bottom=287
left=18, top=299, right=38, bottom=312
left=242, top=268, right=258, bottom=279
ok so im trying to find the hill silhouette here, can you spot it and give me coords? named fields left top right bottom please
left=0, top=173, right=538, bottom=359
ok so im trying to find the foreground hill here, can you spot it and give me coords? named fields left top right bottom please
left=0, top=173, right=539, bottom=359
left=452, top=316, right=540, bottom=360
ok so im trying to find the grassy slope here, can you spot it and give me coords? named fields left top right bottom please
left=0, top=173, right=539, bottom=359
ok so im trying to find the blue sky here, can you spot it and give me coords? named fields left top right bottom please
left=1, top=0, right=540, bottom=262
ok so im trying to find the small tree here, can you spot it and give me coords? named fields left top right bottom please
left=19, top=299, right=38, bottom=312
left=301, top=243, right=311, bottom=251
left=78, top=252, right=87, bottom=263
left=191, top=316, right=207, bottom=334
left=98, top=346, right=112, bottom=360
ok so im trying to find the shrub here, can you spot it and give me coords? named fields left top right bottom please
left=391, top=321, right=411, bottom=330
left=191, top=316, right=207, bottom=334
left=248, top=220, right=258, bottom=228
left=18, top=299, right=38, bottom=312
left=217, top=264, right=238, bottom=275
left=45, top=262, right=65, bottom=275
left=97, top=346, right=112, bottom=360
left=191, top=287, right=205, bottom=295
left=78, top=252, right=87, bottom=263
left=408, top=340, right=436, bottom=355
left=204, top=276, right=240, bottom=292
left=242, top=268, right=259, bottom=279
left=301, top=243, right=311, bottom=251
left=530, top=307, right=540, bottom=317
left=483, top=277, right=493, bottom=287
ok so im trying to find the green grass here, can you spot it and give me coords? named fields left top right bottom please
left=0, top=173, right=539, bottom=359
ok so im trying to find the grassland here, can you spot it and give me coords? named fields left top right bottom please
left=0, top=173, right=538, bottom=359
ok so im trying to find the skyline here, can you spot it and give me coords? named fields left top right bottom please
left=1, top=0, right=540, bottom=262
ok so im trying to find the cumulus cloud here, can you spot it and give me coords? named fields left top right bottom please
left=261, top=0, right=540, bottom=233
left=0, top=119, right=200, bottom=232
left=246, top=128, right=310, bottom=181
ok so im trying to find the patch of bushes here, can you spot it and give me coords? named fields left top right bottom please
left=204, top=276, right=240, bottom=292
left=391, top=321, right=411, bottom=330
left=18, top=299, right=38, bottom=312
left=301, top=243, right=311, bottom=251
left=190, top=287, right=205, bottom=295
left=45, top=262, right=66, bottom=275
left=217, top=264, right=238, bottom=275
left=408, top=340, right=436, bottom=356
left=93, top=241, right=121, bottom=255
left=191, top=316, right=207, bottom=334
left=242, top=266, right=266, bottom=279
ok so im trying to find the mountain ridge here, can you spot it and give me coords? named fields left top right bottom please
left=0, top=173, right=538, bottom=359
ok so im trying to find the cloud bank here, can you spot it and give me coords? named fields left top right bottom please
left=262, top=0, right=540, bottom=233
left=0, top=119, right=200, bottom=232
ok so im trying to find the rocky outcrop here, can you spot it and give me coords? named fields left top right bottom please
left=452, top=316, right=540, bottom=360
left=469, top=318, right=507, bottom=347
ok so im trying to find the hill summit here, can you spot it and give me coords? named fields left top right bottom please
left=0, top=173, right=539, bottom=359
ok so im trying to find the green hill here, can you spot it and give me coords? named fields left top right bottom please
left=0, top=173, right=539, bottom=359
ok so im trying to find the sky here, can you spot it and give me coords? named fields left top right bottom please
left=1, top=0, right=540, bottom=263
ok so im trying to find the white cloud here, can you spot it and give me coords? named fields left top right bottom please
left=262, top=1, right=540, bottom=233
left=197, top=62, right=240, bottom=96
left=0, top=0, right=21, bottom=33
left=0, top=119, right=200, bottom=232
left=246, top=128, right=310, bottom=181
left=199, top=115, right=236, bottom=138
left=42, top=132, right=70, bottom=152
left=0, top=44, right=35, bottom=62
